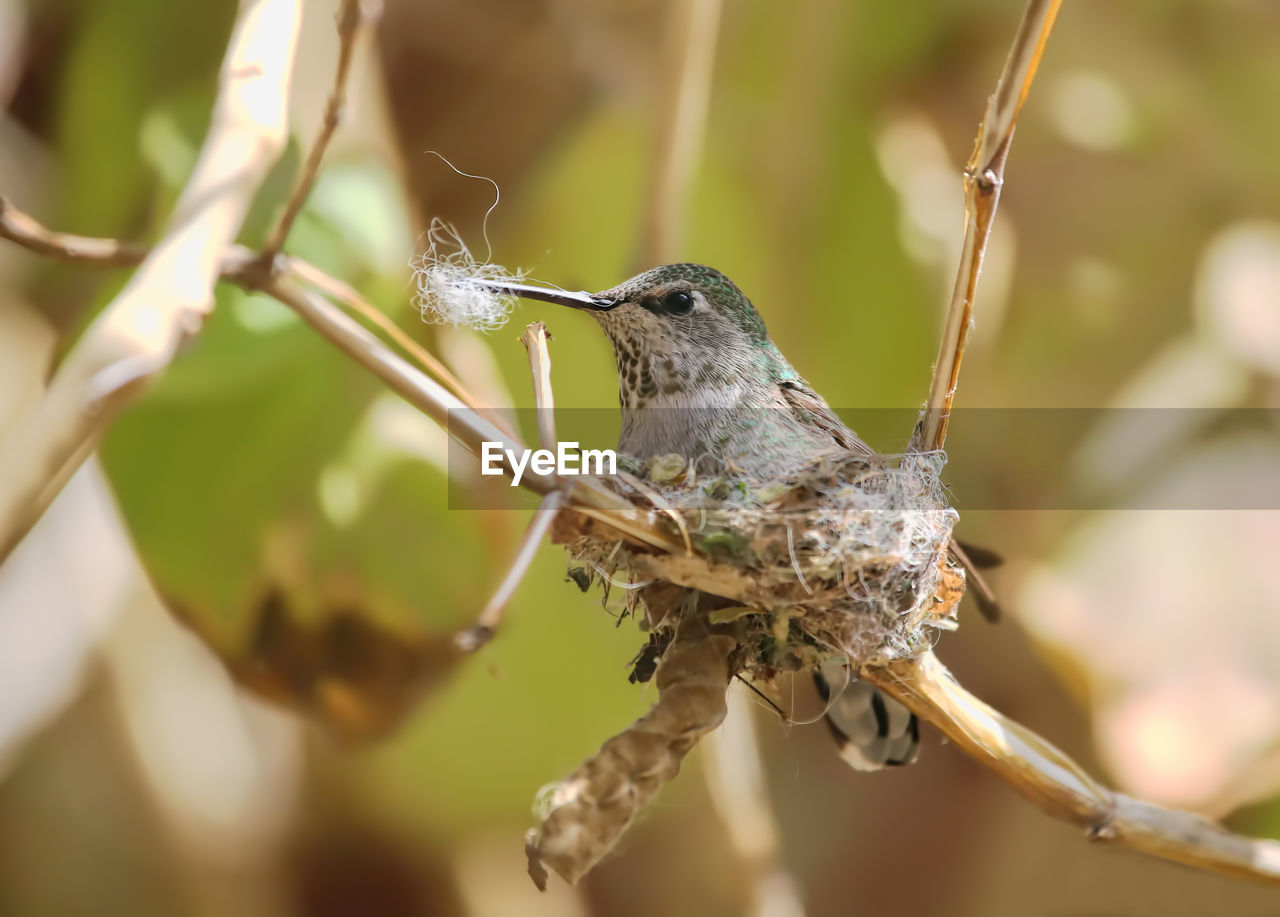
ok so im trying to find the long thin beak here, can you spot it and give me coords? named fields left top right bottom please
left=469, top=279, right=616, bottom=311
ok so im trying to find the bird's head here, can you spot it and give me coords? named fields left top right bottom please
left=588, top=262, right=768, bottom=355
left=480, top=264, right=785, bottom=405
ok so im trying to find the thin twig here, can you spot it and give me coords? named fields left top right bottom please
left=0, top=200, right=145, bottom=266
left=0, top=196, right=500, bottom=426
left=453, top=322, right=565, bottom=652
left=0, top=0, right=302, bottom=565
left=260, top=0, right=381, bottom=261
left=287, top=255, right=496, bottom=419
left=520, top=322, right=558, bottom=453
left=913, top=0, right=1062, bottom=452
left=863, top=651, right=1280, bottom=888
left=456, top=490, right=565, bottom=652
left=949, top=540, right=1002, bottom=622
left=635, top=0, right=723, bottom=267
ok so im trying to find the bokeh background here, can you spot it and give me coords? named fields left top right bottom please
left=2, top=0, right=1280, bottom=915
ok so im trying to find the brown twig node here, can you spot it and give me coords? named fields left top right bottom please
left=525, top=612, right=737, bottom=889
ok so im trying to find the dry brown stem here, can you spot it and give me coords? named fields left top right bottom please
left=455, top=490, right=564, bottom=653
left=520, top=322, right=558, bottom=452
left=456, top=322, right=564, bottom=652
left=260, top=0, right=381, bottom=261
left=525, top=611, right=737, bottom=888
left=863, top=652, right=1280, bottom=887
left=914, top=0, right=1062, bottom=452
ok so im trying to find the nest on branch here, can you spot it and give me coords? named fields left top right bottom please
left=525, top=449, right=966, bottom=888
left=561, top=449, right=963, bottom=675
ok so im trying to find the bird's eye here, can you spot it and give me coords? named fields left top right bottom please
left=662, top=290, right=695, bottom=315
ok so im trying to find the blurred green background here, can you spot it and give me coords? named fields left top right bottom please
left=1, top=0, right=1279, bottom=915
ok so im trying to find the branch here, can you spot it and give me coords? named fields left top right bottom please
left=0, top=201, right=689, bottom=556
left=0, top=201, right=145, bottom=266
left=0, top=0, right=302, bottom=565
left=260, top=0, right=381, bottom=261
left=526, top=612, right=737, bottom=888
left=454, top=490, right=563, bottom=653
left=863, top=651, right=1280, bottom=888
left=913, top=0, right=1062, bottom=452
left=0, top=197, right=499, bottom=423
left=455, top=322, right=563, bottom=653
left=287, top=255, right=497, bottom=421
left=521, top=321, right=558, bottom=453
left=635, top=0, right=723, bottom=267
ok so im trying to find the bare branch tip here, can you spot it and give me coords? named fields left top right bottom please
left=454, top=625, right=495, bottom=654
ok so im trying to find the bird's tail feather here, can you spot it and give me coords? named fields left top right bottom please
left=814, top=659, right=919, bottom=771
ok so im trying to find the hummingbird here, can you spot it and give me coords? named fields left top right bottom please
left=491, top=262, right=991, bottom=770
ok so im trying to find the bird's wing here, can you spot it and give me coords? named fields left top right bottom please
left=778, top=378, right=873, bottom=456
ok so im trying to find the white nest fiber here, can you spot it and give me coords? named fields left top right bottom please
left=412, top=217, right=526, bottom=332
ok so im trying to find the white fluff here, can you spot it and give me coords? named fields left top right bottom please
left=412, top=218, right=525, bottom=332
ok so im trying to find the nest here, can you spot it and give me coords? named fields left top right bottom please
left=528, top=448, right=964, bottom=888
left=558, top=449, right=962, bottom=674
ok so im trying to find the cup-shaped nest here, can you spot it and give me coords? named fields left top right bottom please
left=557, top=450, right=962, bottom=675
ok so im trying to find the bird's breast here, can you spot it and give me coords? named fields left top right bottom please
left=618, top=384, right=835, bottom=479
